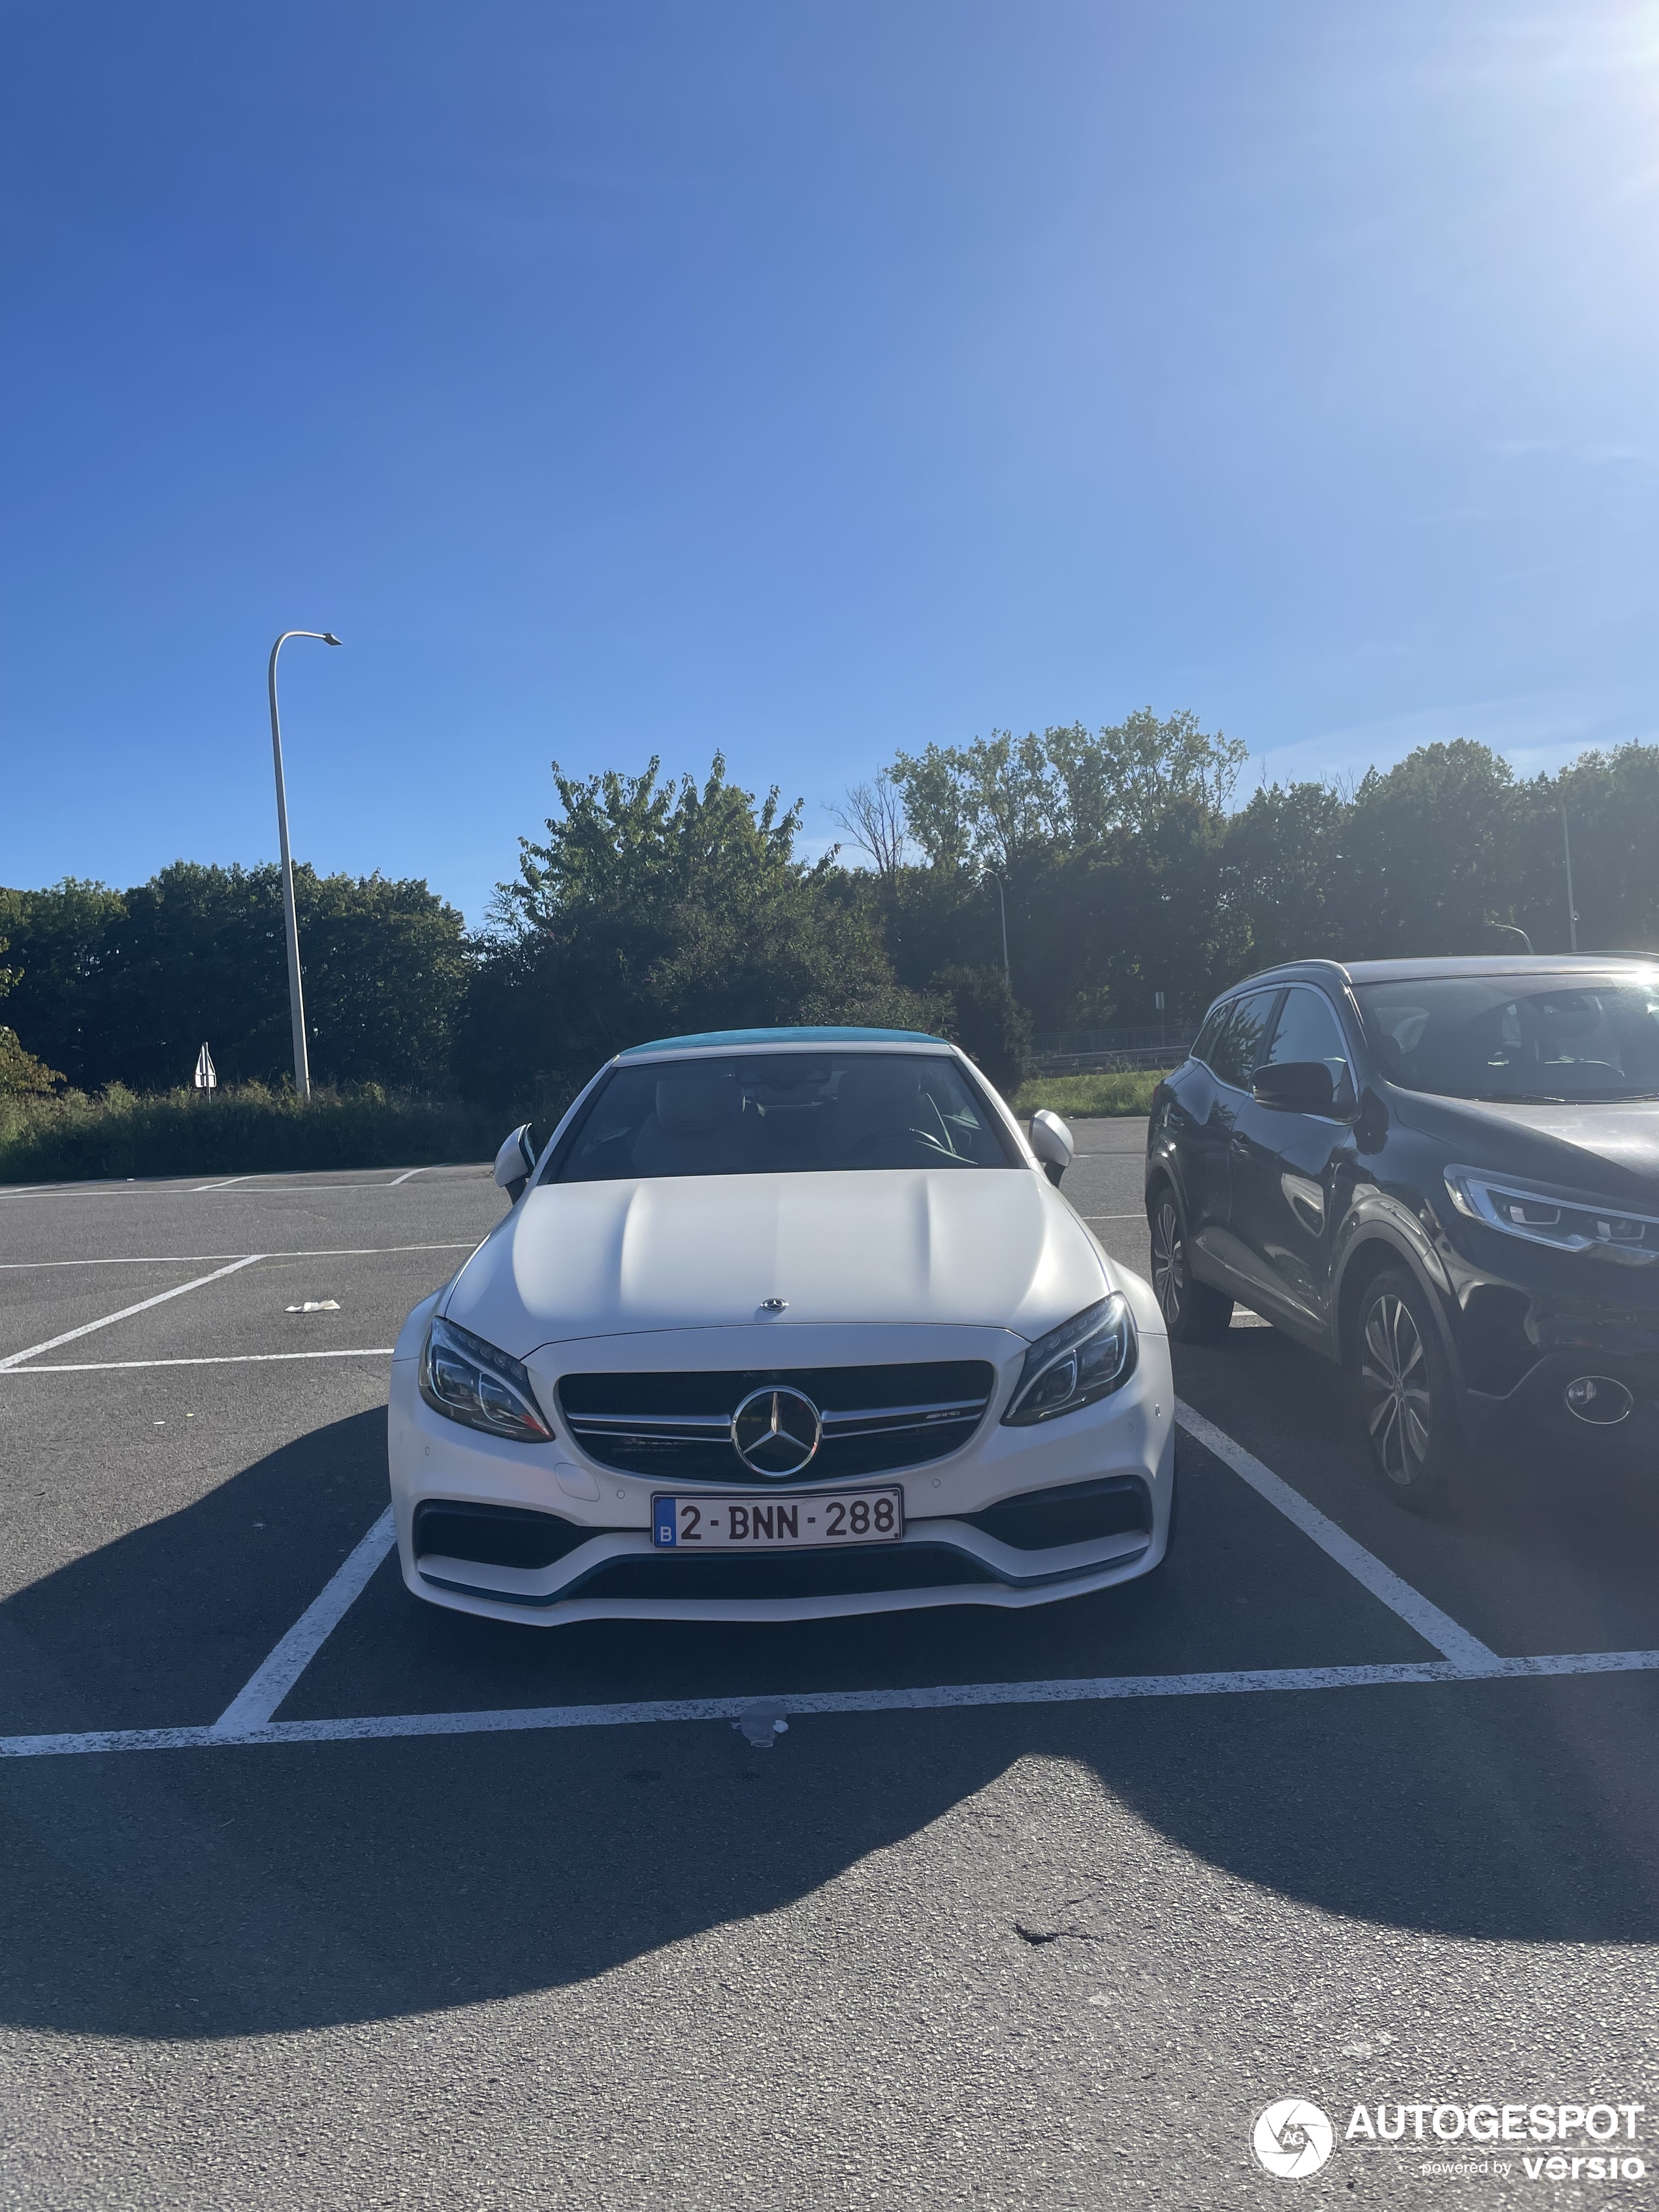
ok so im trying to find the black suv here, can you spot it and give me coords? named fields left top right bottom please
left=1145, top=957, right=1659, bottom=1505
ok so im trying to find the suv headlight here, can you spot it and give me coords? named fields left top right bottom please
left=419, top=1315, right=554, bottom=1441
left=1003, top=1294, right=1138, bottom=1425
left=1444, top=1168, right=1659, bottom=1266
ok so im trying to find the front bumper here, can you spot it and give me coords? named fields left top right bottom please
left=1444, top=1229, right=1659, bottom=1468
left=387, top=1309, right=1176, bottom=1627
left=1462, top=1346, right=1659, bottom=1467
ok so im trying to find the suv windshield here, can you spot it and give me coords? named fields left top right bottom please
left=548, top=1052, right=1018, bottom=1181
left=1353, top=974, right=1659, bottom=1103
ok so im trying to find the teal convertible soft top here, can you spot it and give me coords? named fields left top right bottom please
left=617, top=1025, right=948, bottom=1057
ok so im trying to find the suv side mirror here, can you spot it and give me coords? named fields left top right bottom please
left=1029, top=1108, right=1074, bottom=1186
left=1250, top=1061, right=1336, bottom=1114
left=493, top=1123, right=543, bottom=1203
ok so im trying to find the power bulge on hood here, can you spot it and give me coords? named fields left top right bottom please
left=389, top=1029, right=1176, bottom=1626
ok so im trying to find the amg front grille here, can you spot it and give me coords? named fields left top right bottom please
left=556, top=1360, right=997, bottom=1484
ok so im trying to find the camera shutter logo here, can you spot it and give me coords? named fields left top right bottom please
left=1252, top=2100, right=1335, bottom=2179
left=732, top=1387, right=822, bottom=1477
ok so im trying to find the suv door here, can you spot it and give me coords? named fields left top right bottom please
left=1229, top=984, right=1359, bottom=1346
left=1180, top=987, right=1281, bottom=1290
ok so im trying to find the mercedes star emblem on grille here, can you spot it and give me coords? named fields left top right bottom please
left=731, top=1386, right=822, bottom=1477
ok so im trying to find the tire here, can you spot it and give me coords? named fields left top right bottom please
left=1349, top=1266, right=1461, bottom=1511
left=1148, top=1183, right=1234, bottom=1343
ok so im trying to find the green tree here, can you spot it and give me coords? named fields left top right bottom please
left=888, top=729, right=1067, bottom=873
left=888, top=711, right=1246, bottom=872
left=1545, top=744, right=1659, bottom=954
left=0, top=880, right=127, bottom=1083
left=1047, top=709, right=1249, bottom=842
left=459, top=756, right=942, bottom=1115
left=1219, top=780, right=1354, bottom=971
left=0, top=916, right=60, bottom=1097
left=0, top=866, right=467, bottom=1092
left=933, top=963, right=1031, bottom=1095
left=0, top=1026, right=61, bottom=1096
left=1085, top=796, right=1249, bottom=1024
left=1340, top=741, right=1525, bottom=958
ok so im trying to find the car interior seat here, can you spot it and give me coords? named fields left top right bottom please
left=630, top=1072, right=746, bottom=1176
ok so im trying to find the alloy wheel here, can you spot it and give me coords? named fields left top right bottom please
left=1359, top=1291, right=1432, bottom=1486
left=1151, top=1197, right=1184, bottom=1328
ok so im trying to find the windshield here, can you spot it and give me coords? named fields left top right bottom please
left=1353, top=974, right=1659, bottom=1103
left=547, top=1051, right=1019, bottom=1181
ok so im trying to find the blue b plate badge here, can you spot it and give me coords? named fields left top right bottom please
left=652, top=1488, right=903, bottom=1550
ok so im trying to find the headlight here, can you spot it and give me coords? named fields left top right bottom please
left=419, top=1315, right=554, bottom=1441
left=1444, top=1168, right=1659, bottom=1266
left=1003, top=1294, right=1138, bottom=1425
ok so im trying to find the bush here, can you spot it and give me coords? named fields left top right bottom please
left=0, top=1025, right=60, bottom=1097
left=937, top=963, right=1032, bottom=1095
left=1011, top=1068, right=1168, bottom=1118
left=0, top=1082, right=501, bottom=1185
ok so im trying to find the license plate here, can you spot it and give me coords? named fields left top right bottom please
left=651, top=1488, right=904, bottom=1550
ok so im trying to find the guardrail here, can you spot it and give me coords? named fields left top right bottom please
left=1029, top=1045, right=1186, bottom=1075
left=1031, top=1024, right=1195, bottom=1059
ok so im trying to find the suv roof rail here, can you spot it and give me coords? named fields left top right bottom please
left=1218, top=956, right=1353, bottom=993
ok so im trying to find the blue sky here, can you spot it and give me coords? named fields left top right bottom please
left=3, top=1, right=1656, bottom=923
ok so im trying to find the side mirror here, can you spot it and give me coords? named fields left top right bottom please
left=1250, top=1061, right=1336, bottom=1114
left=493, top=1123, right=542, bottom=1204
left=1029, top=1108, right=1074, bottom=1187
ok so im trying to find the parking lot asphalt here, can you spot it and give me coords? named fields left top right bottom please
left=3, top=1129, right=1657, bottom=2211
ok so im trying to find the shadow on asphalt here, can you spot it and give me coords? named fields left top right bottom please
left=5, top=1406, right=1659, bottom=2038
left=1170, top=1323, right=1659, bottom=1659
left=0, top=1409, right=393, bottom=1737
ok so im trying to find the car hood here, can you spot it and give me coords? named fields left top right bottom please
left=442, top=1169, right=1112, bottom=1356
left=1400, top=1093, right=1659, bottom=1198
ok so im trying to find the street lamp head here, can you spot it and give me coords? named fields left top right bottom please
left=322, top=632, right=342, bottom=647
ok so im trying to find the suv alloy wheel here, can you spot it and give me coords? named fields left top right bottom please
left=1351, top=1266, right=1460, bottom=1510
left=1148, top=1184, right=1234, bottom=1344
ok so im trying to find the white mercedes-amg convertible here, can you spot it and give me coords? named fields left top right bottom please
left=387, top=1027, right=1175, bottom=1626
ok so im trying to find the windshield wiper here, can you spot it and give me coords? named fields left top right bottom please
left=1471, top=1091, right=1659, bottom=1105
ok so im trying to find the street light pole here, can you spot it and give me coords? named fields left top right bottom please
left=266, top=630, right=341, bottom=1099
left=986, top=871, right=1011, bottom=987
left=1558, top=794, right=1579, bottom=955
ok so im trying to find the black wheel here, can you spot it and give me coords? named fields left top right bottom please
left=1350, top=1266, right=1460, bottom=1511
left=1148, top=1183, right=1234, bottom=1343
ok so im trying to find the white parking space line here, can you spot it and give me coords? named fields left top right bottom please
left=7, top=1349, right=395, bottom=1371
left=0, top=1401, right=1526, bottom=1759
left=3, top=1181, right=486, bottom=1200
left=213, top=1507, right=398, bottom=1733
left=0, top=1242, right=476, bottom=1272
left=0, top=1254, right=264, bottom=1373
left=1176, top=1400, right=1498, bottom=1668
left=7, top=1649, right=1659, bottom=1761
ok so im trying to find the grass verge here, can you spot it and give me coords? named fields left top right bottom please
left=1011, top=1068, right=1169, bottom=1118
left=0, top=1082, right=502, bottom=1185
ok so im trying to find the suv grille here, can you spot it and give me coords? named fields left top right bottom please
left=556, top=1360, right=997, bottom=1484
